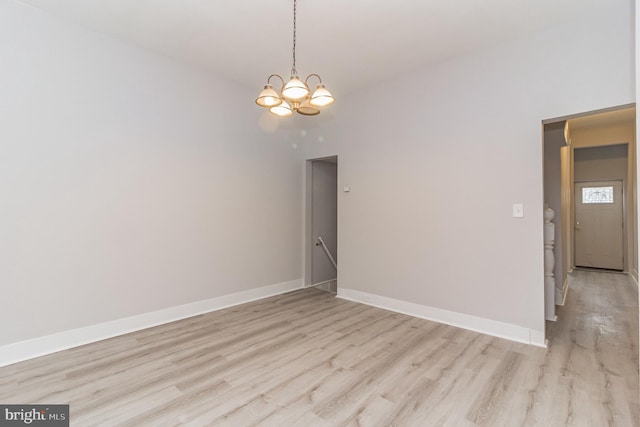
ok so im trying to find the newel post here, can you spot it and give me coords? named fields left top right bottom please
left=544, top=207, right=556, bottom=321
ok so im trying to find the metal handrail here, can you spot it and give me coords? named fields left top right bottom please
left=316, top=236, right=337, bottom=270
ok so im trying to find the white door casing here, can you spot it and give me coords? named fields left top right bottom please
left=574, top=180, right=624, bottom=270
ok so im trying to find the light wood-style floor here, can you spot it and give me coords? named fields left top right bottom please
left=1, top=271, right=638, bottom=426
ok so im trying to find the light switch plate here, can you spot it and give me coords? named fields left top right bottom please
left=513, top=203, right=524, bottom=218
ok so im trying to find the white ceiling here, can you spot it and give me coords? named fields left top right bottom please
left=17, top=0, right=611, bottom=97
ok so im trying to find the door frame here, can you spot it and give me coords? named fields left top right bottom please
left=542, top=103, right=636, bottom=310
left=304, top=155, right=338, bottom=290
left=573, top=179, right=625, bottom=270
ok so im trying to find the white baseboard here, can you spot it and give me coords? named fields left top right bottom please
left=555, top=277, right=568, bottom=306
left=554, top=288, right=562, bottom=305
left=0, top=279, right=303, bottom=368
left=337, top=288, right=546, bottom=348
left=306, top=278, right=337, bottom=288
left=306, top=278, right=337, bottom=293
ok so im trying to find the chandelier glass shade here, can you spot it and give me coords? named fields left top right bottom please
left=255, top=0, right=334, bottom=117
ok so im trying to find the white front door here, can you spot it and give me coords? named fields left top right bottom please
left=574, top=180, right=623, bottom=270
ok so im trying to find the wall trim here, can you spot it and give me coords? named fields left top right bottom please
left=307, top=279, right=338, bottom=294
left=306, top=278, right=337, bottom=288
left=0, top=279, right=303, bottom=368
left=556, top=277, right=569, bottom=306
left=337, top=288, right=546, bottom=348
left=561, top=277, right=569, bottom=305
left=555, top=286, right=563, bottom=306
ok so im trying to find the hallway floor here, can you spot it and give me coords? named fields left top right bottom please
left=0, top=271, right=638, bottom=426
left=544, top=269, right=639, bottom=425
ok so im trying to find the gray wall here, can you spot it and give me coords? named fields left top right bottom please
left=543, top=124, right=565, bottom=294
left=0, top=0, right=303, bottom=346
left=574, top=144, right=628, bottom=182
left=298, top=0, right=633, bottom=343
left=1, top=0, right=634, bottom=350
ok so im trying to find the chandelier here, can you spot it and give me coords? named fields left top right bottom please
left=255, top=0, right=335, bottom=117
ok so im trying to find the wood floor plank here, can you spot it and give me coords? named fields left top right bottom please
left=0, top=272, right=637, bottom=426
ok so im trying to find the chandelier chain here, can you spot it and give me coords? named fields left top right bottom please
left=291, top=0, right=297, bottom=75
left=255, top=0, right=334, bottom=116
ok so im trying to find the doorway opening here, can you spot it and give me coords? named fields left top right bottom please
left=305, top=156, right=338, bottom=294
left=574, top=178, right=625, bottom=271
left=543, top=104, right=636, bottom=324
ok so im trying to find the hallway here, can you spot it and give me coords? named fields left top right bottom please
left=545, top=270, right=639, bottom=425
